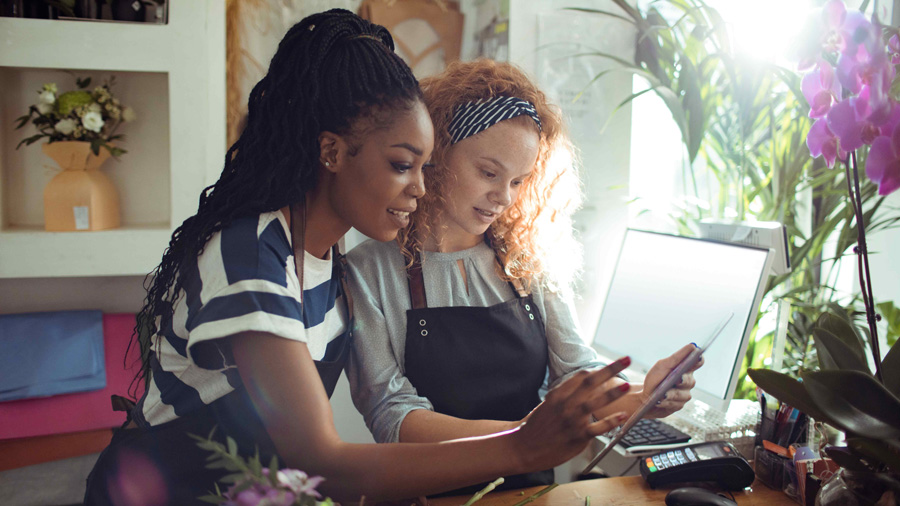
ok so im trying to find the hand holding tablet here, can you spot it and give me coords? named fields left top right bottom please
left=580, top=312, right=735, bottom=475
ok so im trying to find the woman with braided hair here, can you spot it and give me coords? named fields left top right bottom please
left=85, top=10, right=630, bottom=504
left=346, top=59, right=703, bottom=496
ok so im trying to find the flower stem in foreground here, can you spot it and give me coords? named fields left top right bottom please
left=510, top=483, right=559, bottom=506
left=461, top=477, right=504, bottom=506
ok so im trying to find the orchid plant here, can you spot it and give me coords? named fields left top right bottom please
left=746, top=0, right=900, bottom=495
left=798, top=0, right=899, bottom=379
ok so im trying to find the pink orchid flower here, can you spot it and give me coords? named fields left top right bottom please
left=866, top=123, right=900, bottom=195
left=835, top=13, right=885, bottom=95
left=890, top=34, right=900, bottom=64
left=807, top=118, right=845, bottom=168
left=802, top=60, right=842, bottom=118
left=822, top=0, right=848, bottom=53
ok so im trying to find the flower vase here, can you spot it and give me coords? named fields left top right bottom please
left=42, top=141, right=121, bottom=232
left=815, top=469, right=900, bottom=506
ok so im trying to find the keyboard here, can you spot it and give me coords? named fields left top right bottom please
left=612, top=418, right=691, bottom=448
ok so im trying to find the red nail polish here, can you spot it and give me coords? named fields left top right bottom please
left=618, top=383, right=630, bottom=392
left=619, top=356, right=631, bottom=367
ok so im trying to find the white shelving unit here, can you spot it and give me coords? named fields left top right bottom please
left=0, top=1, right=226, bottom=278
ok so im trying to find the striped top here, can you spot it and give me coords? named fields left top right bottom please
left=134, top=210, right=347, bottom=427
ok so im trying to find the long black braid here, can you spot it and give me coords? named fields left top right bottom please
left=129, top=9, right=422, bottom=393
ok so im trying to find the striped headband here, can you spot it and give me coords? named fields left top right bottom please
left=447, top=95, right=542, bottom=144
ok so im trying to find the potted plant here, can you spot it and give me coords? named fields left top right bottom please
left=15, top=75, right=136, bottom=231
left=748, top=1, right=900, bottom=504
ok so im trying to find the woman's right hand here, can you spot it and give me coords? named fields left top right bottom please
left=510, top=357, right=631, bottom=472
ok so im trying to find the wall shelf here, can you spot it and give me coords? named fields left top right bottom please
left=0, top=1, right=226, bottom=279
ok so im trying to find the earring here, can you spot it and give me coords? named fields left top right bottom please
left=325, top=161, right=331, bottom=167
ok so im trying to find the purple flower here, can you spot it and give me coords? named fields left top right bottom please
left=835, top=13, right=884, bottom=94
left=807, top=118, right=844, bottom=168
left=802, top=60, right=842, bottom=118
left=259, top=489, right=297, bottom=506
left=890, top=34, right=900, bottom=64
left=231, top=488, right=266, bottom=506
left=822, top=0, right=848, bottom=53
left=795, top=0, right=844, bottom=70
left=866, top=123, right=900, bottom=195
left=277, top=469, right=324, bottom=498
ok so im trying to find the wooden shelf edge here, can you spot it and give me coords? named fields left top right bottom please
left=0, top=428, right=113, bottom=472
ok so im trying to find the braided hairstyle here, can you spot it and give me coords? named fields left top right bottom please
left=130, top=9, right=422, bottom=390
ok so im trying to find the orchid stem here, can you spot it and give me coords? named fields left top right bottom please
left=844, top=151, right=884, bottom=383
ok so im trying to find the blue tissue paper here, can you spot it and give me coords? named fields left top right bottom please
left=0, top=310, right=106, bottom=402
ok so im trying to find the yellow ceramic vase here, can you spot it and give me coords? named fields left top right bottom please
left=42, top=141, right=121, bottom=232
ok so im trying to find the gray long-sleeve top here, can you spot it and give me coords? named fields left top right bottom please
left=345, top=239, right=605, bottom=444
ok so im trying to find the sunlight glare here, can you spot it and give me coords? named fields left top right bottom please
left=712, top=0, right=814, bottom=64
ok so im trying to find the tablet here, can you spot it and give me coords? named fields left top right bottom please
left=580, top=312, right=734, bottom=475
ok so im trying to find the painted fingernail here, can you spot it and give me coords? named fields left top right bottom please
left=617, top=412, right=628, bottom=422
left=618, top=356, right=631, bottom=367
left=618, top=383, right=630, bottom=392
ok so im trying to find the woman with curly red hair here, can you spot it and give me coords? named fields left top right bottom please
left=346, top=59, right=701, bottom=495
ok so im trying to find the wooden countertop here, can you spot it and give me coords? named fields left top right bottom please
left=427, top=476, right=793, bottom=506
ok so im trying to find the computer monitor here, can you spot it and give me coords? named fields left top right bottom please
left=591, top=229, right=774, bottom=412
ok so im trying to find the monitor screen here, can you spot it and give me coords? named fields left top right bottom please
left=591, top=229, right=773, bottom=411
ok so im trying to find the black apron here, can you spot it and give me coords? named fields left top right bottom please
left=85, top=206, right=353, bottom=505
left=403, top=253, right=553, bottom=496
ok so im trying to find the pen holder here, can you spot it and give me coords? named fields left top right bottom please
left=754, top=446, right=791, bottom=491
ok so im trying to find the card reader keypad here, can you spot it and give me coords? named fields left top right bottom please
left=645, top=447, right=697, bottom=473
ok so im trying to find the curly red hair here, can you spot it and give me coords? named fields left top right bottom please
left=398, top=59, right=583, bottom=292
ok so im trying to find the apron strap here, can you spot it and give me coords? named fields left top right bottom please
left=508, top=275, right=528, bottom=299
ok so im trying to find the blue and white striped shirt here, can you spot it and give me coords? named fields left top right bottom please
left=136, top=211, right=347, bottom=427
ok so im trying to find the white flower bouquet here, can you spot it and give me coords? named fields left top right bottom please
left=14, top=76, right=136, bottom=158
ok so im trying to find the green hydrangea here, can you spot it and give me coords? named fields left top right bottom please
left=56, top=91, right=93, bottom=116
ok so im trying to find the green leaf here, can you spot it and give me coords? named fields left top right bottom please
left=747, top=369, right=834, bottom=424
left=16, top=134, right=44, bottom=149
left=268, top=455, right=279, bottom=487
left=816, top=312, right=867, bottom=359
left=813, top=328, right=870, bottom=373
left=802, top=370, right=900, bottom=439
left=250, top=450, right=264, bottom=476
left=882, top=342, right=900, bottom=398
left=76, top=77, right=92, bottom=89
left=846, top=437, right=900, bottom=474
left=823, top=446, right=874, bottom=472
left=219, top=472, right=246, bottom=484
left=198, top=494, right=226, bottom=504
left=226, top=437, right=238, bottom=456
